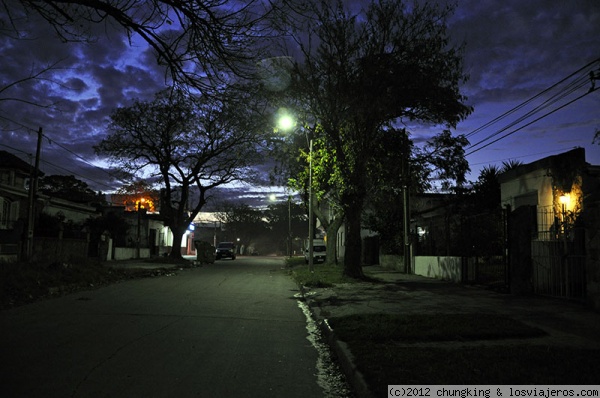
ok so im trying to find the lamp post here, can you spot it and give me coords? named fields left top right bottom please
left=307, top=139, right=314, bottom=272
left=288, top=195, right=292, bottom=258
left=278, top=113, right=313, bottom=271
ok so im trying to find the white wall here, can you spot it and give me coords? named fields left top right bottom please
left=413, top=256, right=462, bottom=282
left=43, top=197, right=98, bottom=223
left=113, top=247, right=151, bottom=260
left=500, top=168, right=553, bottom=209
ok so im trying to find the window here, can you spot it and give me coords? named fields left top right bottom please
left=0, top=197, right=8, bottom=229
left=0, top=170, right=10, bottom=185
left=0, top=197, right=20, bottom=229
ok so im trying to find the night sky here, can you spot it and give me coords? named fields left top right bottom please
left=1, top=0, right=598, bottom=206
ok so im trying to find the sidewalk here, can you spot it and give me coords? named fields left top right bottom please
left=102, top=255, right=198, bottom=270
left=301, top=265, right=600, bottom=397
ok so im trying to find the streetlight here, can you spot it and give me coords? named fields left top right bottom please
left=288, top=195, right=292, bottom=258
left=277, top=113, right=314, bottom=272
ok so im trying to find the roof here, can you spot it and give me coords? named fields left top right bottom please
left=0, top=150, right=35, bottom=174
left=498, top=148, right=587, bottom=184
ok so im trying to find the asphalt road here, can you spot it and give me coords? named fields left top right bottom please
left=0, top=257, right=333, bottom=398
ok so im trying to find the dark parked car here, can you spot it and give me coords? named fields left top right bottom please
left=215, top=242, right=236, bottom=260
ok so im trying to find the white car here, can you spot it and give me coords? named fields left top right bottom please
left=304, top=242, right=326, bottom=264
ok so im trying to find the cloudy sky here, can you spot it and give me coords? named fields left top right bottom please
left=1, top=0, right=599, bottom=206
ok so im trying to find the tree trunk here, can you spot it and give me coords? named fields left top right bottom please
left=343, top=204, right=364, bottom=279
left=169, top=226, right=185, bottom=259
left=326, top=216, right=343, bottom=265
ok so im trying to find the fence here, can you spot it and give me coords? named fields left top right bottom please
left=531, top=241, right=586, bottom=298
left=414, top=208, right=508, bottom=288
left=32, top=237, right=89, bottom=264
left=531, top=206, right=586, bottom=299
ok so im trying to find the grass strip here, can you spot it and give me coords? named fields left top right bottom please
left=329, top=313, right=547, bottom=343
left=329, top=313, right=600, bottom=396
left=290, top=263, right=356, bottom=288
left=351, top=344, right=600, bottom=396
left=0, top=260, right=176, bottom=310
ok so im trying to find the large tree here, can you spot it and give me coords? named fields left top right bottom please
left=95, top=87, right=269, bottom=259
left=277, top=0, right=472, bottom=278
left=38, top=174, right=106, bottom=205
left=3, top=0, right=274, bottom=90
left=287, top=134, right=345, bottom=264
left=214, top=201, right=268, bottom=253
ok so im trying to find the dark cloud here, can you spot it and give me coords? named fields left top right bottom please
left=442, top=0, right=600, bottom=180
left=1, top=0, right=599, bottom=198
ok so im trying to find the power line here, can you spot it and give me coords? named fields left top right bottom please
left=468, top=147, right=575, bottom=167
left=466, top=88, right=596, bottom=156
left=465, top=63, right=594, bottom=139
left=465, top=58, right=600, bottom=154
left=0, top=142, right=34, bottom=158
left=0, top=116, right=122, bottom=190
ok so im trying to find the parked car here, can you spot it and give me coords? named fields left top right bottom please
left=304, top=239, right=326, bottom=264
left=215, top=241, right=236, bottom=260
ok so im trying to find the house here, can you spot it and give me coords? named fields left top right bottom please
left=1, top=150, right=104, bottom=262
left=0, top=150, right=35, bottom=261
left=499, top=147, right=600, bottom=309
left=411, top=193, right=456, bottom=257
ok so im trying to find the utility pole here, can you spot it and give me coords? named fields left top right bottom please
left=26, top=127, right=43, bottom=262
left=308, top=139, right=314, bottom=272
left=402, top=132, right=411, bottom=274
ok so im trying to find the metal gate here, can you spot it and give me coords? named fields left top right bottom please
left=531, top=206, right=586, bottom=300
left=531, top=241, right=586, bottom=299
left=461, top=209, right=509, bottom=290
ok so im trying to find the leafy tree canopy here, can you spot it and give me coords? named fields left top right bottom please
left=38, top=174, right=105, bottom=205
left=214, top=201, right=268, bottom=249
left=271, top=0, right=472, bottom=277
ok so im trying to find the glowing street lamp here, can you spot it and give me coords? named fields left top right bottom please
left=278, top=115, right=295, bottom=131
left=278, top=113, right=314, bottom=272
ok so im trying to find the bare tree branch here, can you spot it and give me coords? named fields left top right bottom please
left=4, top=0, right=277, bottom=91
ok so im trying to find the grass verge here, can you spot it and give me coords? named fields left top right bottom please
left=329, top=313, right=547, bottom=343
left=329, top=313, right=600, bottom=396
left=288, top=260, right=356, bottom=288
left=0, top=260, right=177, bottom=310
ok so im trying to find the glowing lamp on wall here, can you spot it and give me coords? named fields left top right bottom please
left=559, top=194, right=570, bottom=210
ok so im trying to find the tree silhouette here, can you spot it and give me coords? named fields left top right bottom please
left=275, top=0, right=472, bottom=277
left=95, top=87, right=269, bottom=259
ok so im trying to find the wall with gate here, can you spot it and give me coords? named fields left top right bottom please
left=584, top=199, right=600, bottom=310
left=529, top=204, right=587, bottom=301
left=32, top=237, right=89, bottom=264
left=413, top=256, right=462, bottom=282
left=531, top=240, right=586, bottom=299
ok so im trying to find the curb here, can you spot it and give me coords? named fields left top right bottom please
left=301, top=286, right=375, bottom=398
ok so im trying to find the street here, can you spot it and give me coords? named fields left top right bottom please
left=0, top=257, right=345, bottom=398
